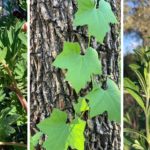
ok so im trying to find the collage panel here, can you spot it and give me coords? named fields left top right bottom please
left=30, top=0, right=121, bottom=150
left=124, top=0, right=150, bottom=149
left=0, top=0, right=27, bottom=150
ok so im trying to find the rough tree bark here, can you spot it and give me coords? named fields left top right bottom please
left=30, top=0, right=121, bottom=149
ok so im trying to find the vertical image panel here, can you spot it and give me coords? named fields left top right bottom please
left=124, top=0, right=150, bottom=149
left=0, top=0, right=27, bottom=149
left=30, top=0, right=121, bottom=150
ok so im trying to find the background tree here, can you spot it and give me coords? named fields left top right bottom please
left=124, top=0, right=150, bottom=46
left=30, top=0, right=121, bottom=149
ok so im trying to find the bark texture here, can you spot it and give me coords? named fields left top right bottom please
left=30, top=0, right=121, bottom=149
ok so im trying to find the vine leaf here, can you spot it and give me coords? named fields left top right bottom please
left=73, top=98, right=89, bottom=115
left=53, top=42, right=101, bottom=93
left=30, top=132, right=43, bottom=150
left=37, top=109, right=86, bottom=150
left=74, top=0, right=117, bottom=43
left=85, top=78, right=120, bottom=122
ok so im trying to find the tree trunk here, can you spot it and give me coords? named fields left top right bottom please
left=30, top=0, right=121, bottom=149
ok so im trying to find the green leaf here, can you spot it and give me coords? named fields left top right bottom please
left=125, top=88, right=145, bottom=112
left=0, top=47, right=7, bottom=61
left=7, top=27, right=13, bottom=45
left=18, top=32, right=27, bottom=46
left=124, top=78, right=139, bottom=92
left=0, top=108, right=20, bottom=139
left=31, top=132, right=43, bottom=148
left=129, top=64, right=140, bottom=70
left=132, top=140, right=145, bottom=150
left=73, top=98, right=89, bottom=115
left=37, top=109, right=86, bottom=150
left=0, top=89, right=6, bottom=102
left=74, top=0, right=117, bottom=43
left=53, top=42, right=101, bottom=93
left=30, top=142, right=34, bottom=150
left=124, top=78, right=146, bottom=112
left=15, top=60, right=26, bottom=79
left=85, top=78, right=120, bottom=122
left=124, top=128, right=147, bottom=141
left=129, top=65, right=147, bottom=96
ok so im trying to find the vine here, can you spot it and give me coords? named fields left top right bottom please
left=31, top=0, right=120, bottom=149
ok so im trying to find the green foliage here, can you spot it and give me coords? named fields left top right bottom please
left=124, top=47, right=150, bottom=149
left=85, top=79, right=120, bottom=122
left=0, top=2, right=18, bottom=29
left=19, top=0, right=27, bottom=10
left=33, top=0, right=120, bottom=149
left=53, top=42, right=101, bottom=93
left=0, top=22, right=27, bottom=90
left=0, top=4, right=27, bottom=149
left=37, top=109, right=86, bottom=150
left=73, top=98, right=89, bottom=115
left=132, top=140, right=146, bottom=150
left=0, top=48, right=7, bottom=61
left=30, top=132, right=43, bottom=150
left=0, top=108, right=20, bottom=140
left=74, top=0, right=117, bottom=43
left=124, top=78, right=145, bottom=111
left=0, top=89, right=6, bottom=102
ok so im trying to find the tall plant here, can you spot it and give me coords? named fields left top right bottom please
left=124, top=47, right=150, bottom=149
left=31, top=0, right=121, bottom=149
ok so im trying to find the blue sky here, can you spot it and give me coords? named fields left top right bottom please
left=124, top=1, right=143, bottom=54
left=124, top=31, right=143, bottom=54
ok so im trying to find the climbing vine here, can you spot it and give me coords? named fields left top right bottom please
left=31, top=0, right=120, bottom=149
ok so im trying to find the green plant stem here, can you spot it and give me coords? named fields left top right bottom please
left=0, top=142, right=27, bottom=148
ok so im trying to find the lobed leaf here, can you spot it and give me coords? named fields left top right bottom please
left=73, top=98, right=89, bottom=115
left=85, top=78, right=120, bottom=122
left=53, top=42, right=101, bottom=93
left=31, top=132, right=43, bottom=149
left=37, top=109, right=86, bottom=150
left=74, top=0, right=117, bottom=43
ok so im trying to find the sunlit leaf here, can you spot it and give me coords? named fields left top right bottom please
left=85, top=78, right=120, bottom=122
left=53, top=42, right=101, bottom=93
left=74, top=0, right=117, bottom=43
left=37, top=109, right=86, bottom=150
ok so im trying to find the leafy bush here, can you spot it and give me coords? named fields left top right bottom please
left=0, top=1, right=27, bottom=149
